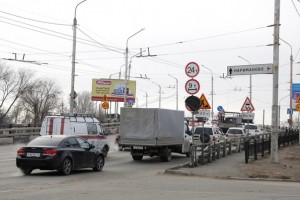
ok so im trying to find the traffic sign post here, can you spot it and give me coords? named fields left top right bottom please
left=241, top=97, right=255, bottom=136
left=184, top=61, right=200, bottom=166
left=227, top=63, right=273, bottom=76
left=185, top=62, right=200, bottom=78
left=241, top=97, right=255, bottom=112
left=102, top=102, right=109, bottom=109
left=199, top=93, right=211, bottom=109
left=185, top=96, right=201, bottom=112
left=185, top=79, right=200, bottom=95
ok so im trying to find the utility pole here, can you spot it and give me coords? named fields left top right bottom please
left=124, top=28, right=145, bottom=108
left=70, top=0, right=87, bottom=114
left=271, top=0, right=280, bottom=164
left=279, top=37, right=293, bottom=129
left=140, top=90, right=148, bottom=108
left=201, top=65, right=214, bottom=118
left=168, top=74, right=178, bottom=110
left=238, top=56, right=252, bottom=101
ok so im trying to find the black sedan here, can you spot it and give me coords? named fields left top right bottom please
left=16, top=135, right=105, bottom=175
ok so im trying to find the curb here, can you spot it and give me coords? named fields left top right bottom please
left=165, top=163, right=300, bottom=182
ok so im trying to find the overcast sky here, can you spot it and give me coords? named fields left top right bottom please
left=0, top=0, right=300, bottom=125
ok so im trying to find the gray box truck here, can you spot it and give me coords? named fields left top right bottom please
left=119, top=108, right=191, bottom=162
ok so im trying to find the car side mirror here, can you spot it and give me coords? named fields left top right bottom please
left=89, top=144, right=95, bottom=149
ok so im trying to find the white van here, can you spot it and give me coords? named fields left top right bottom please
left=40, top=114, right=110, bottom=157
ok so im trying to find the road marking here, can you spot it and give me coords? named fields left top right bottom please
left=0, top=159, right=15, bottom=162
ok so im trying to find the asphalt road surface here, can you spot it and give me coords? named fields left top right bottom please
left=0, top=135, right=299, bottom=200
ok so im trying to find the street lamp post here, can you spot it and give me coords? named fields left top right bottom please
left=151, top=81, right=161, bottom=108
left=140, top=89, right=148, bottom=108
left=168, top=74, right=178, bottom=110
left=109, top=72, right=119, bottom=79
left=238, top=56, right=252, bottom=101
left=201, top=65, right=214, bottom=118
left=128, top=51, right=145, bottom=80
left=279, top=94, right=289, bottom=127
left=70, top=0, right=87, bottom=114
left=279, top=38, right=293, bottom=129
left=124, top=28, right=145, bottom=108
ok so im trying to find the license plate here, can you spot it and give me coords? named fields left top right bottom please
left=27, top=153, right=40, bottom=157
left=133, top=146, right=143, bottom=150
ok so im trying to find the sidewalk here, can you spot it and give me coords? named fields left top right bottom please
left=165, top=152, right=249, bottom=179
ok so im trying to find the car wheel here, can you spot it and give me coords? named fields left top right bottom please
left=102, top=146, right=108, bottom=157
left=60, top=158, right=72, bottom=175
left=160, top=147, right=172, bottom=162
left=132, top=155, right=143, bottom=161
left=21, top=167, right=32, bottom=175
left=93, top=155, right=105, bottom=171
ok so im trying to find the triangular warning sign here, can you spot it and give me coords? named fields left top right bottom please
left=199, top=93, right=211, bottom=109
left=241, top=97, right=255, bottom=112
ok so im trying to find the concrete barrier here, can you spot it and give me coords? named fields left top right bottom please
left=0, top=138, right=13, bottom=145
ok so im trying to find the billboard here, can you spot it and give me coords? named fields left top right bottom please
left=292, top=83, right=300, bottom=110
left=91, top=79, right=136, bottom=102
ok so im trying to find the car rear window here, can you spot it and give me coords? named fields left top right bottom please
left=228, top=129, right=242, bottom=134
left=244, top=125, right=257, bottom=130
left=194, top=127, right=213, bottom=135
left=27, top=137, right=63, bottom=147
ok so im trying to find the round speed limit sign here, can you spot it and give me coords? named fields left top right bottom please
left=185, top=62, right=200, bottom=78
left=185, top=79, right=200, bottom=95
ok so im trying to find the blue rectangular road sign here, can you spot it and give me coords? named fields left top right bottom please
left=292, top=83, right=300, bottom=100
left=287, top=108, right=293, bottom=115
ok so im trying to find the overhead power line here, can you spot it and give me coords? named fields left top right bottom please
left=147, top=25, right=270, bottom=49
left=291, top=0, right=300, bottom=18
left=0, top=10, right=71, bottom=26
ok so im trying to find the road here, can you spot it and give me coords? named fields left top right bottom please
left=0, top=135, right=299, bottom=200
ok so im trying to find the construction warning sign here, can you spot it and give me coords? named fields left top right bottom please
left=241, top=97, right=255, bottom=112
left=199, top=93, right=211, bottom=109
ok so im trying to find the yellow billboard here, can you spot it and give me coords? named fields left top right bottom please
left=91, top=79, right=136, bottom=102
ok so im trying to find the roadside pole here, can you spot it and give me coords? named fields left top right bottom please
left=271, top=0, right=280, bottom=163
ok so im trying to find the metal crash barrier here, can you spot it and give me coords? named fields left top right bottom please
left=0, top=122, right=120, bottom=144
left=244, top=129, right=299, bottom=163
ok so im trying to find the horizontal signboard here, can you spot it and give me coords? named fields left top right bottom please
left=241, top=112, right=255, bottom=120
left=91, top=79, right=136, bottom=102
left=227, top=64, right=273, bottom=76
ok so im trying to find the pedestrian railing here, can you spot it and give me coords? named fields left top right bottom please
left=244, top=129, right=299, bottom=163
left=190, top=140, right=240, bottom=166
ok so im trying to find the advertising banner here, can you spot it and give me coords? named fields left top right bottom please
left=292, top=83, right=300, bottom=110
left=91, top=79, right=136, bottom=102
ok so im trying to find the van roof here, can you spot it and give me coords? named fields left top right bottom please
left=44, top=115, right=99, bottom=123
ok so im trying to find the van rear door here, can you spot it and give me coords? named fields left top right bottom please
left=43, top=117, right=71, bottom=135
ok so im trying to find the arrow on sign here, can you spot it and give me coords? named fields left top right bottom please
left=229, top=68, right=233, bottom=76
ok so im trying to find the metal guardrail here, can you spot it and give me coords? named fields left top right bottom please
left=244, top=129, right=299, bottom=163
left=0, top=122, right=120, bottom=144
left=0, top=127, right=41, bottom=137
left=190, top=140, right=239, bottom=166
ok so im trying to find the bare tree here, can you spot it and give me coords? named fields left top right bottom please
left=10, top=101, right=24, bottom=124
left=75, top=91, right=95, bottom=114
left=20, top=78, right=62, bottom=126
left=0, top=63, right=34, bottom=124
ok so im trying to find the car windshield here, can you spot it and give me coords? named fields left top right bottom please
left=227, top=129, right=243, bottom=134
left=27, top=137, right=63, bottom=147
left=244, top=125, right=257, bottom=130
left=194, top=127, right=213, bottom=135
